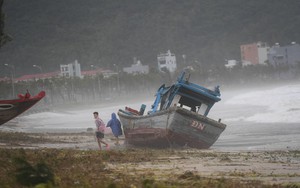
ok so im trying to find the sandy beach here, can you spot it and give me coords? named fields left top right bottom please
left=0, top=131, right=299, bottom=187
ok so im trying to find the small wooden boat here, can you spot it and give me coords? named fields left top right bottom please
left=118, top=71, right=226, bottom=149
left=0, top=90, right=46, bottom=125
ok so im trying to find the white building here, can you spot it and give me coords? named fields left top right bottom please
left=257, top=42, right=270, bottom=65
left=123, top=60, right=149, bottom=75
left=157, top=50, right=177, bottom=73
left=225, top=60, right=238, bottom=69
left=60, top=59, right=82, bottom=78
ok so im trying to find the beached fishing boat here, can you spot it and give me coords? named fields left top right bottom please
left=118, top=70, right=226, bottom=149
left=0, top=90, right=46, bottom=125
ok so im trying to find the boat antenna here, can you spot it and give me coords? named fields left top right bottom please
left=186, top=73, right=190, bottom=82
left=182, top=67, right=192, bottom=82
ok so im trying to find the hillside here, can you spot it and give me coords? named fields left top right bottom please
left=1, top=0, right=300, bottom=76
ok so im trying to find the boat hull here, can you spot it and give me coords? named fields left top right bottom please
left=118, top=107, right=226, bottom=149
left=0, top=91, right=46, bottom=125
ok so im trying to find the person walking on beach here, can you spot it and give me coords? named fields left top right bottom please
left=93, top=112, right=109, bottom=150
left=106, top=112, right=123, bottom=145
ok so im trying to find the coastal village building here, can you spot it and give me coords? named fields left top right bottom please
left=81, top=68, right=115, bottom=78
left=258, top=43, right=270, bottom=65
left=157, top=50, right=177, bottom=73
left=267, top=42, right=300, bottom=68
left=81, top=69, right=102, bottom=77
left=60, top=59, right=82, bottom=78
left=12, top=69, right=114, bottom=83
left=15, top=71, right=60, bottom=82
left=240, top=42, right=269, bottom=66
left=123, top=60, right=149, bottom=75
left=6, top=63, right=114, bottom=83
left=225, top=60, right=239, bottom=69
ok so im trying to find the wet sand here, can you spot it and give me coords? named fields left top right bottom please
left=0, top=131, right=299, bottom=187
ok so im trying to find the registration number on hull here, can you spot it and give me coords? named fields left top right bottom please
left=191, top=120, right=205, bottom=131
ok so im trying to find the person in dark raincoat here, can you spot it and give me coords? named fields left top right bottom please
left=106, top=112, right=123, bottom=145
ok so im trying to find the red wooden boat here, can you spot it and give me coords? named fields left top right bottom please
left=0, top=90, right=46, bottom=125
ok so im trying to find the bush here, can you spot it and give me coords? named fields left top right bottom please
left=14, top=157, right=54, bottom=186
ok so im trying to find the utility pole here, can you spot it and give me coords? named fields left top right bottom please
left=4, top=63, right=15, bottom=98
left=113, top=64, right=120, bottom=93
left=91, top=64, right=101, bottom=99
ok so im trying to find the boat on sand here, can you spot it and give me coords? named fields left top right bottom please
left=118, top=71, right=226, bottom=149
left=0, top=90, right=46, bottom=125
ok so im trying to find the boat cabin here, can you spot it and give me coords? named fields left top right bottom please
left=150, top=71, right=221, bottom=116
